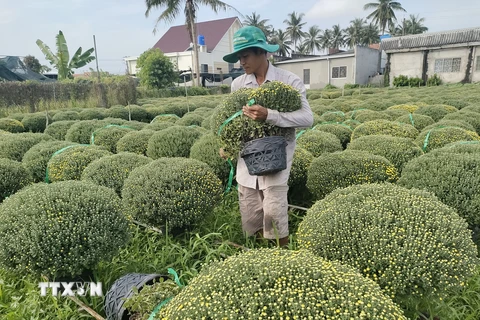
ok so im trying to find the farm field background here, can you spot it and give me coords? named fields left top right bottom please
left=1, top=83, right=480, bottom=319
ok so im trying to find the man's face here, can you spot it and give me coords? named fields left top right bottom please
left=237, top=49, right=263, bottom=74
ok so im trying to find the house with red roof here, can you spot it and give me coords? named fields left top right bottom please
left=124, top=16, right=243, bottom=85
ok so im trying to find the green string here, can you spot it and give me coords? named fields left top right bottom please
left=295, top=130, right=307, bottom=140
left=217, top=110, right=243, bottom=136
left=147, top=268, right=184, bottom=320
left=422, top=125, right=466, bottom=152
left=90, top=124, right=134, bottom=145
left=409, top=113, right=415, bottom=127
left=45, top=144, right=90, bottom=183
left=225, top=159, right=235, bottom=194
left=150, top=114, right=180, bottom=123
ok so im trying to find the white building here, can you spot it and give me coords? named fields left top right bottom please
left=274, top=46, right=381, bottom=89
left=124, top=17, right=243, bottom=85
left=380, top=27, right=480, bottom=86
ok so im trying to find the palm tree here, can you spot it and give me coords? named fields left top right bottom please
left=243, top=12, right=274, bottom=40
left=283, top=11, right=307, bottom=54
left=145, top=0, right=241, bottom=86
left=296, top=42, right=310, bottom=55
left=344, top=18, right=367, bottom=48
left=362, top=23, right=380, bottom=45
left=320, top=29, right=333, bottom=51
left=302, top=25, right=322, bottom=54
left=271, top=29, right=292, bottom=57
left=364, top=0, right=407, bottom=35
left=330, top=24, right=345, bottom=49
left=405, top=14, right=428, bottom=34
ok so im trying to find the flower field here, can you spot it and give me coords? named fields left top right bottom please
left=0, top=83, right=480, bottom=319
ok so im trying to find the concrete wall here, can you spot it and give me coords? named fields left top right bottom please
left=354, top=46, right=380, bottom=84
left=388, top=51, right=424, bottom=86
left=329, top=57, right=356, bottom=87
left=426, top=47, right=471, bottom=83
left=471, top=46, right=480, bottom=82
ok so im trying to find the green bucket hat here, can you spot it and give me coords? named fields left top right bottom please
left=223, top=26, right=279, bottom=63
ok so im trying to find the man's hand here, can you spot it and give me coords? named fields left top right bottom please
left=219, top=147, right=228, bottom=160
left=243, top=104, right=268, bottom=121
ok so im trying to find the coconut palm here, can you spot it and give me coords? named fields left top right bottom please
left=243, top=12, right=274, bottom=40
left=364, top=0, right=407, bottom=35
left=344, top=18, right=367, bottom=48
left=271, top=29, right=292, bottom=57
left=320, top=28, right=333, bottom=51
left=362, top=23, right=381, bottom=45
left=405, top=14, right=428, bottom=34
left=144, top=0, right=241, bottom=86
left=302, top=25, right=322, bottom=54
left=283, top=11, right=307, bottom=53
left=296, top=42, right=310, bottom=55
left=330, top=24, right=345, bottom=49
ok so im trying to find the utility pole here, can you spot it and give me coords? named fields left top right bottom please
left=93, top=35, right=101, bottom=82
left=93, top=35, right=107, bottom=107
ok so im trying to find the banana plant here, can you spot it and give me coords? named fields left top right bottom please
left=36, top=30, right=95, bottom=80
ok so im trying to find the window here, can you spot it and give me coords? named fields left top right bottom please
left=476, top=56, right=480, bottom=72
left=228, top=63, right=234, bottom=72
left=332, top=66, right=347, bottom=79
left=434, top=58, right=461, bottom=73
left=201, top=64, right=208, bottom=73
left=303, top=69, right=310, bottom=84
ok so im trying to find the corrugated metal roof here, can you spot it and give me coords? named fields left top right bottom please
left=380, top=27, right=480, bottom=52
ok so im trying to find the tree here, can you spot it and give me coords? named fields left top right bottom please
left=320, top=29, right=333, bottom=51
left=362, top=23, right=381, bottom=45
left=271, top=29, right=292, bottom=57
left=23, top=55, right=51, bottom=73
left=145, top=0, right=240, bottom=87
left=344, top=18, right=367, bottom=48
left=36, top=30, right=95, bottom=80
left=284, top=11, right=307, bottom=54
left=330, top=24, right=345, bottom=49
left=137, top=48, right=177, bottom=89
left=243, top=12, right=274, bottom=41
left=303, top=25, right=322, bottom=54
left=394, top=14, right=428, bottom=36
left=296, top=42, right=310, bottom=55
left=364, top=0, right=407, bottom=35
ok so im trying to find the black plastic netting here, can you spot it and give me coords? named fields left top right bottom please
left=0, top=56, right=53, bottom=82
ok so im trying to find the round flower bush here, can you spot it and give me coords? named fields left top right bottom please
left=189, top=133, right=235, bottom=185
left=342, top=119, right=361, bottom=129
left=46, top=145, right=112, bottom=182
left=22, top=140, right=75, bottom=183
left=52, top=111, right=80, bottom=122
left=443, top=111, right=480, bottom=133
left=415, top=126, right=480, bottom=152
left=104, top=106, right=130, bottom=120
left=125, top=105, right=149, bottom=122
left=116, top=129, right=156, bottom=156
left=310, top=104, right=336, bottom=116
left=307, top=150, right=398, bottom=200
left=347, top=135, right=424, bottom=173
left=150, top=114, right=180, bottom=124
left=297, top=183, right=479, bottom=316
left=387, top=104, right=420, bottom=113
left=0, top=118, right=25, bottom=133
left=0, top=180, right=130, bottom=278
left=81, top=152, right=152, bottom=195
left=122, top=158, right=222, bottom=231
left=143, top=121, right=175, bottom=131
left=288, top=147, right=314, bottom=203
left=175, top=113, right=205, bottom=127
left=437, top=141, right=480, bottom=154
left=382, top=108, right=410, bottom=119
left=65, top=120, right=107, bottom=144
left=398, top=150, right=480, bottom=228
left=296, top=130, right=343, bottom=157
left=0, top=132, right=54, bottom=161
left=463, top=105, right=480, bottom=114
left=158, top=248, right=407, bottom=320
left=349, top=109, right=393, bottom=123
left=7, top=113, right=25, bottom=122
left=0, top=158, right=31, bottom=202
left=147, top=126, right=201, bottom=159
left=351, top=119, right=418, bottom=140
left=91, top=125, right=136, bottom=153
left=414, top=104, right=458, bottom=122
left=43, top=120, right=77, bottom=140
left=21, top=112, right=52, bottom=132
left=78, top=108, right=105, bottom=120
left=313, top=123, right=353, bottom=149
left=395, top=113, right=435, bottom=131
left=318, top=110, right=346, bottom=123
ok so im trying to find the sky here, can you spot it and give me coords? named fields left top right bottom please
left=1, top=0, right=479, bottom=75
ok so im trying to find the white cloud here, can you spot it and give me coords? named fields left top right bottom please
left=306, top=0, right=365, bottom=20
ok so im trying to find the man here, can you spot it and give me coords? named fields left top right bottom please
left=221, top=25, right=313, bottom=247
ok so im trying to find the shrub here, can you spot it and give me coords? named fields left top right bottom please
left=443, top=111, right=480, bottom=133
left=0, top=118, right=25, bottom=133
left=414, top=104, right=458, bottom=122
left=347, top=135, right=423, bottom=172
left=427, top=74, right=442, bottom=86
left=52, top=111, right=80, bottom=122
left=116, top=130, right=156, bottom=156
left=147, top=126, right=201, bottom=159
left=0, top=181, right=130, bottom=278
left=0, top=133, right=54, bottom=161
left=313, top=123, right=352, bottom=149
left=297, top=183, right=479, bottom=317
left=398, top=150, right=480, bottom=228
left=351, top=119, right=418, bottom=140
left=7, top=113, right=25, bottom=122
left=159, top=248, right=407, bottom=320
left=91, top=125, right=136, bottom=153
left=125, top=105, right=149, bottom=122
left=437, top=141, right=480, bottom=154
left=310, top=104, right=336, bottom=116
left=307, top=150, right=398, bottom=200
left=65, top=120, right=107, bottom=144
left=408, top=77, right=424, bottom=87
left=150, top=114, right=180, bottom=123
left=81, top=152, right=152, bottom=195
left=123, top=121, right=147, bottom=131
left=104, top=106, right=130, bottom=120
left=318, top=110, right=345, bottom=122
left=342, top=119, right=361, bottom=129
left=296, top=130, right=343, bottom=157
left=350, top=109, right=393, bottom=123
left=388, top=104, right=419, bottom=113
left=43, top=120, right=77, bottom=140
left=142, top=121, right=175, bottom=131
left=416, top=126, right=480, bottom=152
left=423, top=120, right=475, bottom=132
left=78, top=108, right=105, bottom=120
left=395, top=114, right=435, bottom=131
left=175, top=113, right=204, bottom=127
left=46, top=145, right=112, bottom=182
left=0, top=158, right=31, bottom=202
left=21, top=113, right=52, bottom=133
left=122, top=158, right=222, bottom=230
left=189, top=133, right=234, bottom=185
left=288, top=147, right=314, bottom=203
left=22, top=140, right=75, bottom=183
left=393, top=75, right=410, bottom=87
left=463, top=105, right=480, bottom=114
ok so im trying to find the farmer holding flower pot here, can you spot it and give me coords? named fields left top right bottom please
left=221, top=26, right=314, bottom=247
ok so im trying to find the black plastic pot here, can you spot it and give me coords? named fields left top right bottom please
left=104, top=273, right=166, bottom=320
left=241, top=136, right=287, bottom=176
